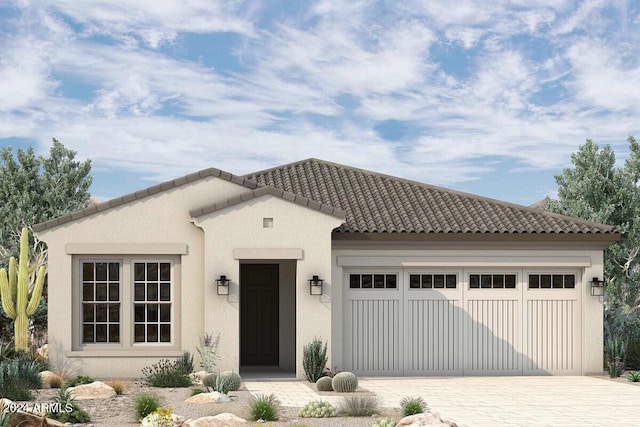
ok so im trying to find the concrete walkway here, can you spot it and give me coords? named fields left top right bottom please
left=245, top=376, right=640, bottom=426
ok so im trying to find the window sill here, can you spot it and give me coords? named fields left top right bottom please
left=65, top=350, right=184, bottom=358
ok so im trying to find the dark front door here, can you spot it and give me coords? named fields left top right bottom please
left=240, top=264, right=279, bottom=365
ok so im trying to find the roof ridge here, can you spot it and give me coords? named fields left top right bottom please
left=249, top=158, right=616, bottom=233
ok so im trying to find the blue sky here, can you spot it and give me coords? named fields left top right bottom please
left=1, top=1, right=639, bottom=206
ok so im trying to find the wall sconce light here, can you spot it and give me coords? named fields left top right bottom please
left=216, top=275, right=230, bottom=295
left=590, top=277, right=605, bottom=296
left=309, top=275, right=323, bottom=295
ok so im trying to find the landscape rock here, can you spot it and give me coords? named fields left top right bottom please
left=397, top=412, right=458, bottom=427
left=190, top=370, right=208, bottom=385
left=0, top=410, right=66, bottom=427
left=67, top=381, right=116, bottom=400
left=185, top=392, right=231, bottom=403
left=183, top=413, right=247, bottom=426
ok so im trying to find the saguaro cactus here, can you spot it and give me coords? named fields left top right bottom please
left=0, top=228, right=46, bottom=351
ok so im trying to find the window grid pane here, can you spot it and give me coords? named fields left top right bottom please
left=133, top=262, right=172, bottom=344
left=528, top=274, right=576, bottom=289
left=350, top=274, right=399, bottom=290
left=81, top=262, right=120, bottom=344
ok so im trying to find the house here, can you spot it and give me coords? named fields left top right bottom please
left=34, top=159, right=618, bottom=378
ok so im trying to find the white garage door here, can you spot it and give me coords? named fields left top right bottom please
left=343, top=269, right=581, bottom=376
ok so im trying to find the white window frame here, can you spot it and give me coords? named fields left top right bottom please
left=73, top=255, right=181, bottom=351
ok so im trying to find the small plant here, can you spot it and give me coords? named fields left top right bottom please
left=316, top=376, right=333, bottom=391
left=298, top=400, right=336, bottom=418
left=203, top=373, right=232, bottom=394
left=332, top=371, right=358, bottom=392
left=62, top=374, right=95, bottom=388
left=47, top=373, right=63, bottom=388
left=340, top=395, right=380, bottom=417
left=324, top=366, right=341, bottom=377
left=0, top=357, right=42, bottom=400
left=140, top=406, right=180, bottom=427
left=608, top=356, right=625, bottom=378
left=606, top=337, right=626, bottom=378
left=371, top=417, right=397, bottom=427
left=105, top=379, right=128, bottom=395
left=190, top=388, right=205, bottom=396
left=627, top=371, right=640, bottom=382
left=400, top=396, right=427, bottom=416
left=219, top=370, right=242, bottom=391
left=249, top=393, right=280, bottom=421
left=142, top=358, right=193, bottom=387
left=47, top=387, right=91, bottom=424
left=135, top=393, right=161, bottom=420
left=303, top=337, right=328, bottom=382
left=197, top=332, right=221, bottom=373
left=176, top=351, right=194, bottom=374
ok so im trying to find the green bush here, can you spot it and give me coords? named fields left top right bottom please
left=627, top=371, right=640, bottom=382
left=606, top=338, right=626, bottom=378
left=371, top=417, right=397, bottom=427
left=47, top=388, right=91, bottom=424
left=142, top=358, right=193, bottom=387
left=298, top=400, right=336, bottom=418
left=190, top=388, right=205, bottom=396
left=400, top=396, right=427, bottom=416
left=303, top=337, right=327, bottom=382
left=339, top=396, right=380, bottom=417
left=249, top=393, right=280, bottom=421
left=135, top=393, right=160, bottom=420
left=176, top=351, right=194, bottom=374
left=62, top=375, right=95, bottom=388
left=0, top=358, right=42, bottom=400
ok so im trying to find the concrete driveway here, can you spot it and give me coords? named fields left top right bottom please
left=360, top=376, right=639, bottom=427
left=246, top=376, right=640, bottom=426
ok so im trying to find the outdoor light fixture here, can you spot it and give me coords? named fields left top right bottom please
left=590, top=277, right=605, bottom=296
left=216, top=275, right=230, bottom=295
left=309, top=275, right=324, bottom=295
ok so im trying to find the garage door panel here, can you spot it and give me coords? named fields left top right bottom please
left=467, top=299, right=521, bottom=373
left=405, top=298, right=462, bottom=374
left=346, top=298, right=401, bottom=375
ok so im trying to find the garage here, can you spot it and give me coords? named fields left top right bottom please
left=343, top=268, right=581, bottom=376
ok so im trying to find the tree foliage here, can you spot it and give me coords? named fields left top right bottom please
left=547, top=137, right=640, bottom=308
left=0, top=139, right=92, bottom=261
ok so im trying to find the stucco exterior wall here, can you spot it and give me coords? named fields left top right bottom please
left=37, top=177, right=249, bottom=378
left=193, top=195, right=343, bottom=379
left=331, top=242, right=606, bottom=375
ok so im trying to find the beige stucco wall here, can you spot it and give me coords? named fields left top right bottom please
left=331, top=242, right=606, bottom=375
left=37, top=177, right=249, bottom=378
left=193, top=195, right=343, bottom=379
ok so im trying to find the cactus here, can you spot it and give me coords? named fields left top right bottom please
left=316, top=376, right=333, bottom=391
left=331, top=371, right=358, bottom=393
left=219, top=370, right=242, bottom=391
left=371, top=417, right=397, bottom=427
left=202, top=373, right=217, bottom=389
left=0, top=228, right=46, bottom=352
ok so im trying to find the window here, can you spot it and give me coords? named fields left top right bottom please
left=81, top=262, right=120, bottom=343
left=349, top=274, right=397, bottom=289
left=409, top=274, right=457, bottom=289
left=78, top=257, right=177, bottom=348
left=134, top=262, right=172, bottom=343
left=528, top=274, right=575, bottom=289
left=469, top=274, right=516, bottom=289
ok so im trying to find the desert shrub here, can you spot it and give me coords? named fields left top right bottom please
left=606, top=338, right=626, bottom=378
left=627, top=371, right=640, bottom=382
left=316, top=376, right=333, bottom=391
left=48, top=373, right=63, bottom=388
left=142, top=358, right=192, bottom=387
left=62, top=374, right=95, bottom=388
left=203, top=373, right=231, bottom=394
left=303, top=337, right=327, bottom=382
left=0, top=357, right=42, bottom=400
left=47, top=387, right=91, bottom=424
left=249, top=393, right=280, bottom=421
left=105, top=379, right=128, bottom=395
left=219, top=370, right=242, bottom=391
left=135, top=393, right=161, bottom=420
left=176, top=351, right=194, bottom=374
left=339, top=395, right=380, bottom=417
left=139, top=407, right=180, bottom=427
left=197, top=332, right=221, bottom=373
left=400, top=396, right=427, bottom=416
left=371, top=417, right=397, bottom=427
left=332, top=371, right=358, bottom=392
left=298, top=400, right=336, bottom=418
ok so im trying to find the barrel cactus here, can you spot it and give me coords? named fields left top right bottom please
left=316, top=376, right=333, bottom=391
left=202, top=373, right=217, bottom=389
left=219, top=370, right=242, bottom=391
left=298, top=400, right=336, bottom=418
left=332, top=371, right=358, bottom=392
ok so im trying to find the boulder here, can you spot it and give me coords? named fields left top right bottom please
left=2, top=411, right=67, bottom=427
left=183, top=413, right=247, bottom=426
left=189, top=370, right=208, bottom=385
left=185, top=392, right=231, bottom=403
left=67, top=381, right=116, bottom=400
left=397, top=412, right=458, bottom=427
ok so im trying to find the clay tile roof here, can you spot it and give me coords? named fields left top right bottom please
left=246, top=158, right=618, bottom=236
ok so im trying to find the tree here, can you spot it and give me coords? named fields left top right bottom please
left=0, top=138, right=92, bottom=261
left=547, top=137, right=640, bottom=308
